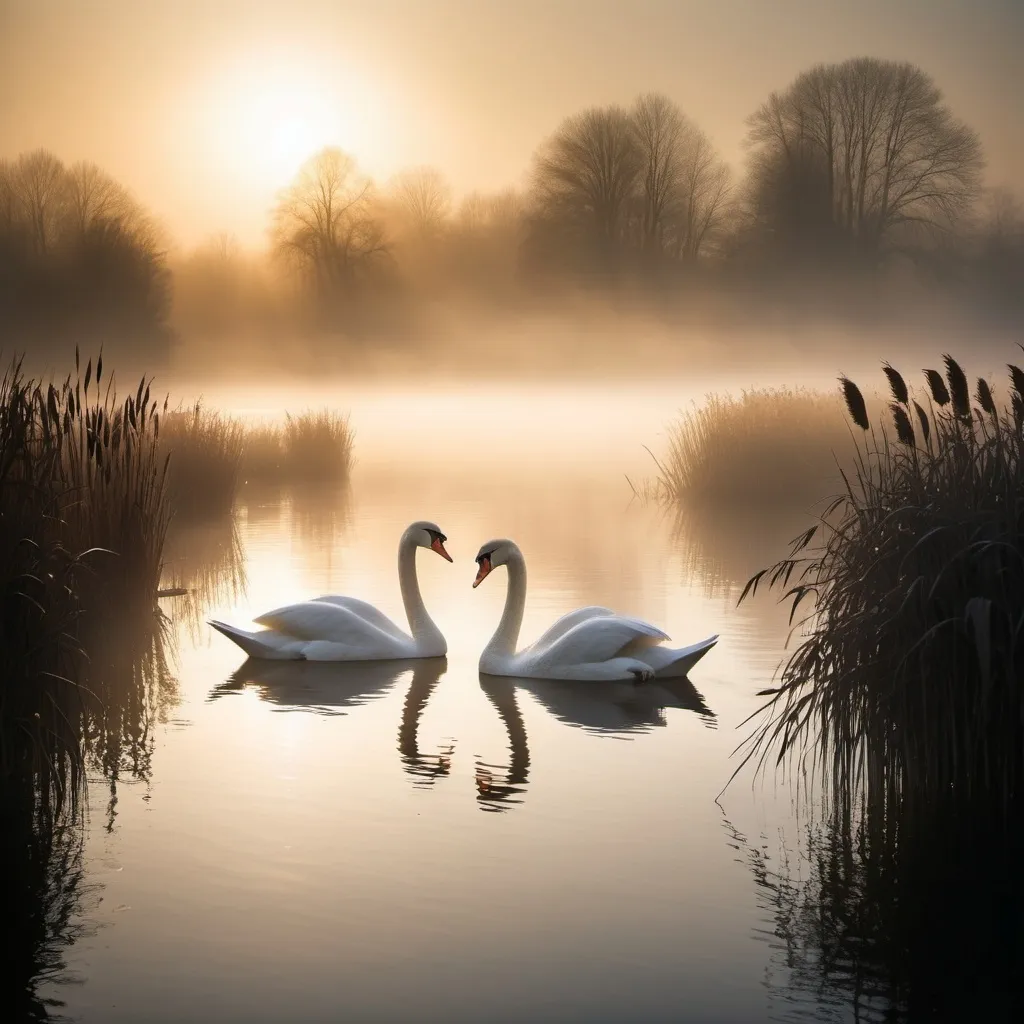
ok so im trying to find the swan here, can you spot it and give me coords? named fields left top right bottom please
left=208, top=521, right=452, bottom=661
left=472, top=538, right=718, bottom=682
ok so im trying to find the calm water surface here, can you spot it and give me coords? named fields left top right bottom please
left=39, top=383, right=842, bottom=1023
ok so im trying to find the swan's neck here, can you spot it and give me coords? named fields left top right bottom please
left=398, top=536, right=441, bottom=645
left=485, top=550, right=526, bottom=659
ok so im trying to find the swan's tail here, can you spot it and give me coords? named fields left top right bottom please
left=643, top=635, right=719, bottom=679
left=208, top=620, right=304, bottom=660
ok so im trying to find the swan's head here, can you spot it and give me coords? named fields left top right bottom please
left=472, top=538, right=515, bottom=588
left=408, top=520, right=453, bottom=562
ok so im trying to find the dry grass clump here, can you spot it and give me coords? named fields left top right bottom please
left=735, top=353, right=1024, bottom=810
left=160, top=402, right=244, bottom=517
left=649, top=387, right=854, bottom=509
left=158, top=406, right=354, bottom=514
left=240, top=409, right=355, bottom=483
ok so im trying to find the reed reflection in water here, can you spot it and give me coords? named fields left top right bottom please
left=2, top=607, right=177, bottom=1018
left=724, top=793, right=1024, bottom=1022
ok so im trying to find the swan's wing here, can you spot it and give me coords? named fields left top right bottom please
left=312, top=595, right=406, bottom=638
left=252, top=601, right=410, bottom=652
left=530, top=615, right=670, bottom=674
left=526, top=606, right=614, bottom=653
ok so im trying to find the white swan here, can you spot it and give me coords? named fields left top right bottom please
left=472, top=538, right=718, bottom=682
left=209, top=521, right=452, bottom=661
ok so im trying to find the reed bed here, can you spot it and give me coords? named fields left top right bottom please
left=734, top=353, right=1024, bottom=811
left=160, top=402, right=244, bottom=517
left=0, top=351, right=171, bottom=801
left=648, top=387, right=854, bottom=510
left=159, top=405, right=354, bottom=515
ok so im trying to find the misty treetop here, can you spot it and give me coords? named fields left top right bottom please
left=3, top=55, right=1022, bottom=366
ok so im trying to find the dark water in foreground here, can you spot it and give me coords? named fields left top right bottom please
left=8, top=384, right=1022, bottom=1022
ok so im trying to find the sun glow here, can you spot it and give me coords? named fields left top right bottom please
left=202, top=51, right=383, bottom=193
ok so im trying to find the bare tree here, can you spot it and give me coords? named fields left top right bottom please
left=629, top=93, right=733, bottom=261
left=631, top=93, right=685, bottom=251
left=0, top=160, right=17, bottom=234
left=65, top=162, right=127, bottom=235
left=9, top=149, right=67, bottom=254
left=531, top=106, right=641, bottom=242
left=390, top=166, right=451, bottom=237
left=668, top=124, right=732, bottom=261
left=271, top=147, right=389, bottom=299
left=746, top=58, right=983, bottom=261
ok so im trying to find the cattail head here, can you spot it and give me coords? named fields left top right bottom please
left=944, top=354, right=970, bottom=418
left=1008, top=364, right=1024, bottom=403
left=976, top=378, right=996, bottom=416
left=924, top=368, right=950, bottom=406
left=882, top=363, right=909, bottom=406
left=891, top=403, right=915, bottom=446
left=840, top=376, right=870, bottom=430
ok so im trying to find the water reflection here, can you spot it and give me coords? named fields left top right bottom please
left=82, top=611, right=180, bottom=830
left=669, top=505, right=811, bottom=597
left=0, top=782, right=89, bottom=1022
left=396, top=660, right=455, bottom=788
left=209, top=656, right=425, bottom=715
left=475, top=677, right=531, bottom=813
left=474, top=673, right=717, bottom=814
left=516, top=675, right=716, bottom=735
left=209, top=657, right=456, bottom=789
left=160, top=513, right=247, bottom=638
left=1, top=607, right=172, bottom=1016
left=725, top=796, right=1024, bottom=1022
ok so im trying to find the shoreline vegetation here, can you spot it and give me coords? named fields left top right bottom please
left=729, top=353, right=1024, bottom=812
left=162, top=402, right=354, bottom=516
left=0, top=349, right=353, bottom=807
left=641, top=386, right=855, bottom=512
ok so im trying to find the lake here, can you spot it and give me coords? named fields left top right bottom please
left=27, top=381, right=873, bottom=1022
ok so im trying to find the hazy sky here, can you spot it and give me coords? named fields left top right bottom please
left=2, top=0, right=1021, bottom=250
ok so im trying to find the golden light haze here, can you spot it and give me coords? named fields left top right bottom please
left=1, top=0, right=1021, bottom=250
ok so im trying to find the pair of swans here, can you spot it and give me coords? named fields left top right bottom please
left=208, top=520, right=719, bottom=682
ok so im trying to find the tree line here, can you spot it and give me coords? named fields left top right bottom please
left=3, top=55, right=1022, bottom=365
left=0, top=151, right=171, bottom=366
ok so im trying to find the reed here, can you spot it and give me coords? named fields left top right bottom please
left=160, top=401, right=244, bottom=517
left=245, top=409, right=355, bottom=483
left=158, top=406, right=354, bottom=513
left=649, top=387, right=854, bottom=510
left=0, top=350, right=172, bottom=800
left=734, top=353, right=1024, bottom=810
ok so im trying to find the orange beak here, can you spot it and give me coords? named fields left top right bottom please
left=473, top=556, right=492, bottom=588
left=430, top=536, right=453, bottom=562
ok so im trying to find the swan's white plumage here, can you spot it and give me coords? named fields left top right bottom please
left=209, top=521, right=450, bottom=662
left=311, top=595, right=409, bottom=639
left=475, top=539, right=717, bottom=682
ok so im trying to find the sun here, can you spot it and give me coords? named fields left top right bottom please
left=202, top=51, right=378, bottom=191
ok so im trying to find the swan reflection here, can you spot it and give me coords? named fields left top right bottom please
left=516, top=675, right=716, bottom=735
left=396, top=661, right=455, bottom=787
left=475, top=677, right=531, bottom=813
left=475, top=673, right=716, bottom=813
left=209, top=657, right=453, bottom=788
